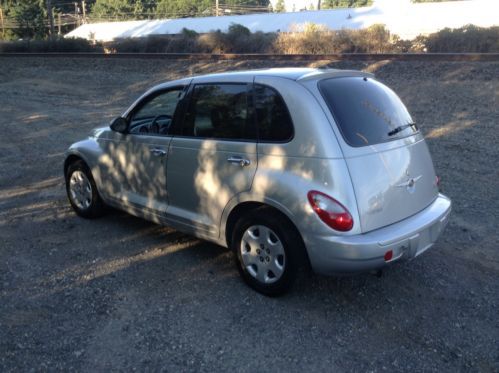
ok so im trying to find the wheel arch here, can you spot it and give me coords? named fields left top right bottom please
left=223, top=199, right=310, bottom=268
left=64, top=153, right=86, bottom=176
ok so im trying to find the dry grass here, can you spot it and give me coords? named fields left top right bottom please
left=1, top=24, right=498, bottom=54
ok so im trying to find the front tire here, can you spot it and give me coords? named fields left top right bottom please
left=232, top=208, right=304, bottom=296
left=65, top=160, right=105, bottom=219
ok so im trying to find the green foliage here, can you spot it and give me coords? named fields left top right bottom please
left=228, top=22, right=250, bottom=37
left=223, top=0, right=268, bottom=6
left=321, top=0, right=372, bottom=9
left=155, top=0, right=211, bottom=18
left=0, top=36, right=103, bottom=51
left=274, top=0, right=285, bottom=12
left=10, top=0, right=47, bottom=39
left=181, top=27, right=198, bottom=38
left=80, top=0, right=270, bottom=20
left=91, top=0, right=145, bottom=20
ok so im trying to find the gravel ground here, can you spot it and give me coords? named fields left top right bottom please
left=0, top=57, right=498, bottom=372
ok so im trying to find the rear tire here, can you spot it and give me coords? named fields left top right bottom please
left=232, top=208, right=304, bottom=296
left=65, top=160, right=105, bottom=219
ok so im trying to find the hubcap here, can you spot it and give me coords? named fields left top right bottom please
left=240, top=225, right=286, bottom=284
left=69, top=170, right=92, bottom=210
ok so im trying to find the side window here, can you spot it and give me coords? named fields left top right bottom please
left=129, top=88, right=183, bottom=136
left=254, top=85, right=293, bottom=142
left=182, top=84, right=255, bottom=141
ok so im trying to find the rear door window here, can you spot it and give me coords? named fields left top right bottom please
left=181, top=84, right=255, bottom=141
left=319, top=77, right=418, bottom=147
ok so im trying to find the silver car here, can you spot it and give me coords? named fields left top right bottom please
left=64, top=68, right=451, bottom=295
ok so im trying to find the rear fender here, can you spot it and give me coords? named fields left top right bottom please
left=219, top=157, right=361, bottom=248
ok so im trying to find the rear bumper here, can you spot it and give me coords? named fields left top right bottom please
left=304, top=194, right=452, bottom=275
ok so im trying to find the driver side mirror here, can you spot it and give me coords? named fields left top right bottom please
left=110, top=117, right=128, bottom=134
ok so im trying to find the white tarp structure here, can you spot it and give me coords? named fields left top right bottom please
left=66, top=0, right=499, bottom=42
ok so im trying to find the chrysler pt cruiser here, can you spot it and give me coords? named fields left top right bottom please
left=64, top=68, right=451, bottom=295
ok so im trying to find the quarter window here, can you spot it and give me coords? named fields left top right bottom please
left=254, top=85, right=293, bottom=142
left=182, top=84, right=255, bottom=140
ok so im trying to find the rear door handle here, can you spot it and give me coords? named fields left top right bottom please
left=150, top=148, right=167, bottom=157
left=227, top=156, right=250, bottom=167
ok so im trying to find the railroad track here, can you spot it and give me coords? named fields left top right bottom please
left=0, top=52, right=498, bottom=61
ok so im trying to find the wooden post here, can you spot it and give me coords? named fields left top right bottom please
left=58, top=13, right=61, bottom=35
left=0, top=7, right=5, bottom=40
left=215, top=0, right=219, bottom=16
left=74, top=2, right=79, bottom=26
left=81, top=0, right=86, bottom=23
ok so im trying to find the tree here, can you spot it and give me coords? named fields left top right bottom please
left=274, top=0, right=285, bottom=12
left=91, top=0, right=145, bottom=20
left=155, top=0, right=211, bottom=18
left=321, top=0, right=372, bottom=8
left=223, top=0, right=268, bottom=6
left=10, top=0, right=47, bottom=39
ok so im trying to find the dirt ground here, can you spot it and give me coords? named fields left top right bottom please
left=0, top=57, right=498, bottom=372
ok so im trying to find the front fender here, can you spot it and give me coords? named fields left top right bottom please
left=64, top=137, right=106, bottom=195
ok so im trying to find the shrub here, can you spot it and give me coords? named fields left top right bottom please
left=181, top=28, right=198, bottom=38
left=273, top=23, right=336, bottom=54
left=197, top=30, right=226, bottom=53
left=0, top=37, right=103, bottom=53
left=420, top=24, right=499, bottom=53
left=2, top=23, right=497, bottom=55
left=273, top=23, right=397, bottom=54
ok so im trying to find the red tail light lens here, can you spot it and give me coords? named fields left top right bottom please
left=307, top=190, right=353, bottom=232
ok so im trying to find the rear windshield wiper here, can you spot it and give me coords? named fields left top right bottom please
left=387, top=122, right=417, bottom=137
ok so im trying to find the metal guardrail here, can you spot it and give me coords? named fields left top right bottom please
left=0, top=53, right=498, bottom=61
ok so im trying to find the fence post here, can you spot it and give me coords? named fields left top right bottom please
left=0, top=7, right=5, bottom=40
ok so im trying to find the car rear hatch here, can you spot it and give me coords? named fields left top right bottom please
left=318, top=76, right=439, bottom=233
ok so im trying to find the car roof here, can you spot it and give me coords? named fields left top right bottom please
left=153, top=68, right=374, bottom=91
left=191, top=67, right=374, bottom=81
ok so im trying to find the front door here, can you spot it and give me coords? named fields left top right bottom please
left=166, top=82, right=257, bottom=237
left=120, top=87, right=185, bottom=215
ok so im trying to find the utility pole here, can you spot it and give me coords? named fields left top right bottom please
left=58, top=13, right=61, bottom=34
left=46, top=0, right=55, bottom=37
left=215, top=0, right=219, bottom=16
left=0, top=7, right=5, bottom=40
left=81, top=0, right=86, bottom=23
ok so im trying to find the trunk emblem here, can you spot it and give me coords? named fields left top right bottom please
left=396, top=175, right=422, bottom=193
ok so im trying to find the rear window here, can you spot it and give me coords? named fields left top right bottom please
left=319, top=77, right=418, bottom=147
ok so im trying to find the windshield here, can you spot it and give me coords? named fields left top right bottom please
left=319, top=77, right=418, bottom=147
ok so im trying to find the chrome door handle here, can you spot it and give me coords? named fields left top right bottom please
left=227, top=156, right=250, bottom=167
left=150, top=148, right=167, bottom=157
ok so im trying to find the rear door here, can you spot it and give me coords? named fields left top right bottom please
left=317, top=76, right=439, bottom=233
left=166, top=78, right=257, bottom=237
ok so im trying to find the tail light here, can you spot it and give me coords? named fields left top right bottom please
left=307, top=190, right=353, bottom=232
